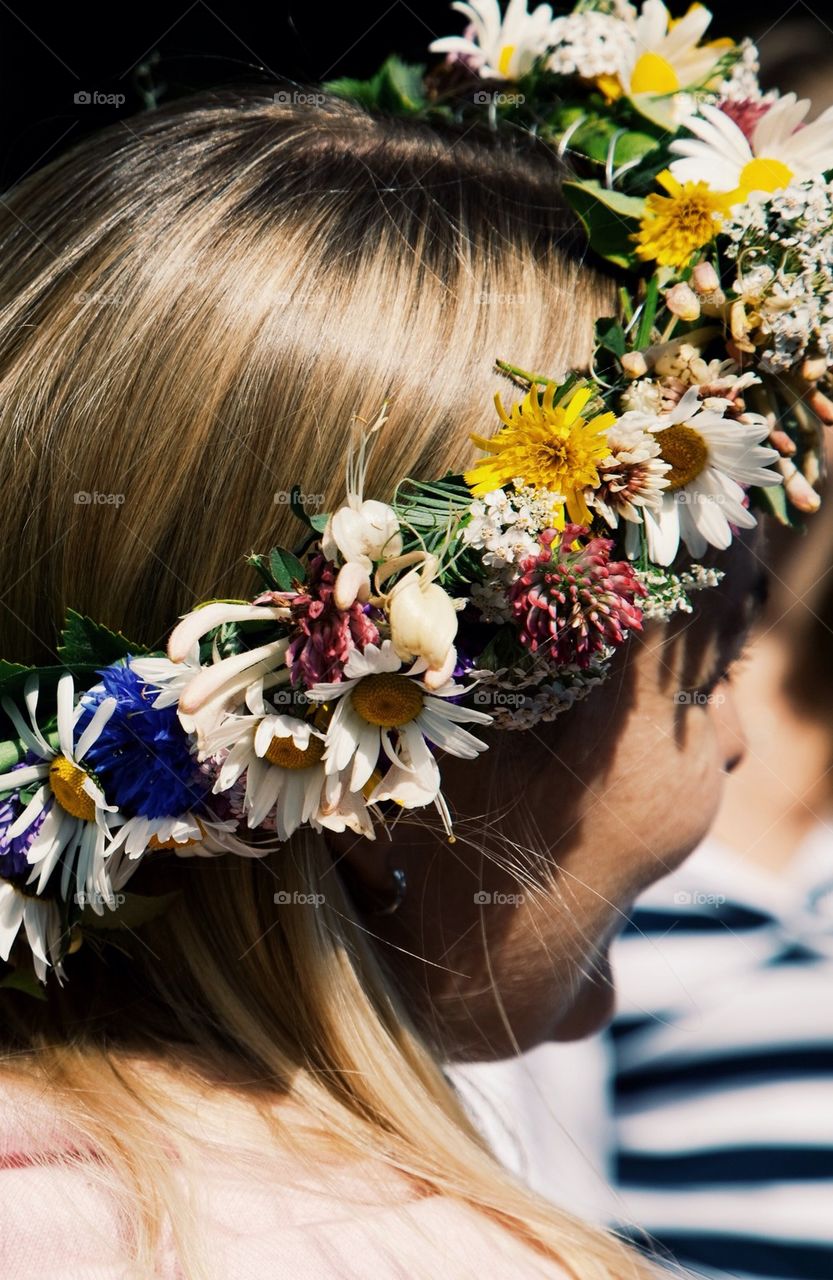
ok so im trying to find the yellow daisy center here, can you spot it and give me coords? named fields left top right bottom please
left=635, top=177, right=728, bottom=269
left=497, top=44, right=515, bottom=77
left=655, top=424, right=708, bottom=490
left=147, top=822, right=205, bottom=851
left=49, top=754, right=97, bottom=821
left=351, top=674, right=424, bottom=728
left=738, top=156, right=794, bottom=197
left=264, top=734, right=326, bottom=770
left=630, top=52, right=680, bottom=96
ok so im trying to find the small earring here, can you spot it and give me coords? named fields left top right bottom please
left=372, top=863, right=407, bottom=916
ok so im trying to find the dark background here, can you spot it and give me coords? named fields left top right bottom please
left=0, top=1, right=831, bottom=189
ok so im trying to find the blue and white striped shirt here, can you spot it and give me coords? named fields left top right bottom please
left=608, top=831, right=833, bottom=1280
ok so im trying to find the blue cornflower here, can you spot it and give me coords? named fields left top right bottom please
left=76, top=660, right=208, bottom=820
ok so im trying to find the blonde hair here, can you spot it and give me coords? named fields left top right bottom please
left=0, top=90, right=655, bottom=1278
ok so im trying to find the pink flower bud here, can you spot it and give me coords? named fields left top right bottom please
left=665, top=283, right=701, bottom=322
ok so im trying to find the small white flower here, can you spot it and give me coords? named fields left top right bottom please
left=546, top=12, right=635, bottom=80
left=429, top=0, right=556, bottom=80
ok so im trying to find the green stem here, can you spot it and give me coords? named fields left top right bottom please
left=494, top=359, right=553, bottom=387
left=659, top=315, right=678, bottom=344
left=0, top=729, right=60, bottom=775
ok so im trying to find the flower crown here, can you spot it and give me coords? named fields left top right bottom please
left=2, top=0, right=832, bottom=986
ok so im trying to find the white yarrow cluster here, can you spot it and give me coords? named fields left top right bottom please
left=464, top=486, right=563, bottom=621
left=546, top=11, right=635, bottom=78
left=714, top=38, right=764, bottom=103
left=726, top=177, right=833, bottom=373
left=636, top=564, right=726, bottom=620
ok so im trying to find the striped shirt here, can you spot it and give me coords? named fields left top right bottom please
left=608, top=830, right=833, bottom=1280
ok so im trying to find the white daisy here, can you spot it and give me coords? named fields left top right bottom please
left=201, top=699, right=365, bottom=841
left=429, top=0, right=556, bottom=80
left=669, top=96, right=833, bottom=203
left=306, top=640, right=491, bottom=806
left=0, top=879, right=64, bottom=981
left=0, top=673, right=123, bottom=914
left=623, top=386, right=781, bottom=565
left=612, top=1, right=731, bottom=103
left=105, top=810, right=251, bottom=872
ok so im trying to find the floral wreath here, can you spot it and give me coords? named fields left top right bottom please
left=2, top=0, right=832, bottom=986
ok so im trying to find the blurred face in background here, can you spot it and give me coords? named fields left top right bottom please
left=341, top=534, right=765, bottom=1060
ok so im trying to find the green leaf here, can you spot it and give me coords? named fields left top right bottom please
left=57, top=609, right=149, bottom=667
left=595, top=316, right=626, bottom=358
left=324, top=56, right=427, bottom=116
left=269, top=547, right=305, bottom=591
left=563, top=179, right=645, bottom=270
left=247, top=547, right=306, bottom=592
left=290, top=485, right=329, bottom=534
left=0, top=966, right=47, bottom=1000
left=754, top=480, right=793, bottom=527
left=635, top=273, right=660, bottom=349
left=473, top=625, right=526, bottom=673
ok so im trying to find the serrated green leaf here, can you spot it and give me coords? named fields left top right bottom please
left=563, top=179, right=645, bottom=270
left=57, top=609, right=149, bottom=667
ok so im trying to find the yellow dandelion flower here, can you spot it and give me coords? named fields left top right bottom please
left=465, top=383, right=615, bottom=526
left=634, top=170, right=730, bottom=270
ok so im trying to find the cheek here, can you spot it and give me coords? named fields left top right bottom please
left=551, top=698, right=728, bottom=912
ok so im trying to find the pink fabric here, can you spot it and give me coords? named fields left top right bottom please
left=0, top=1078, right=568, bottom=1279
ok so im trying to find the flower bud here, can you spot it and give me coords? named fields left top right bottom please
left=620, top=351, right=648, bottom=380
left=389, top=578, right=458, bottom=672
left=664, top=283, right=700, bottom=322
left=801, top=356, right=828, bottom=384
left=691, top=261, right=720, bottom=295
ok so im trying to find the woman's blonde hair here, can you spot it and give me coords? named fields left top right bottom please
left=0, top=89, right=655, bottom=1278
